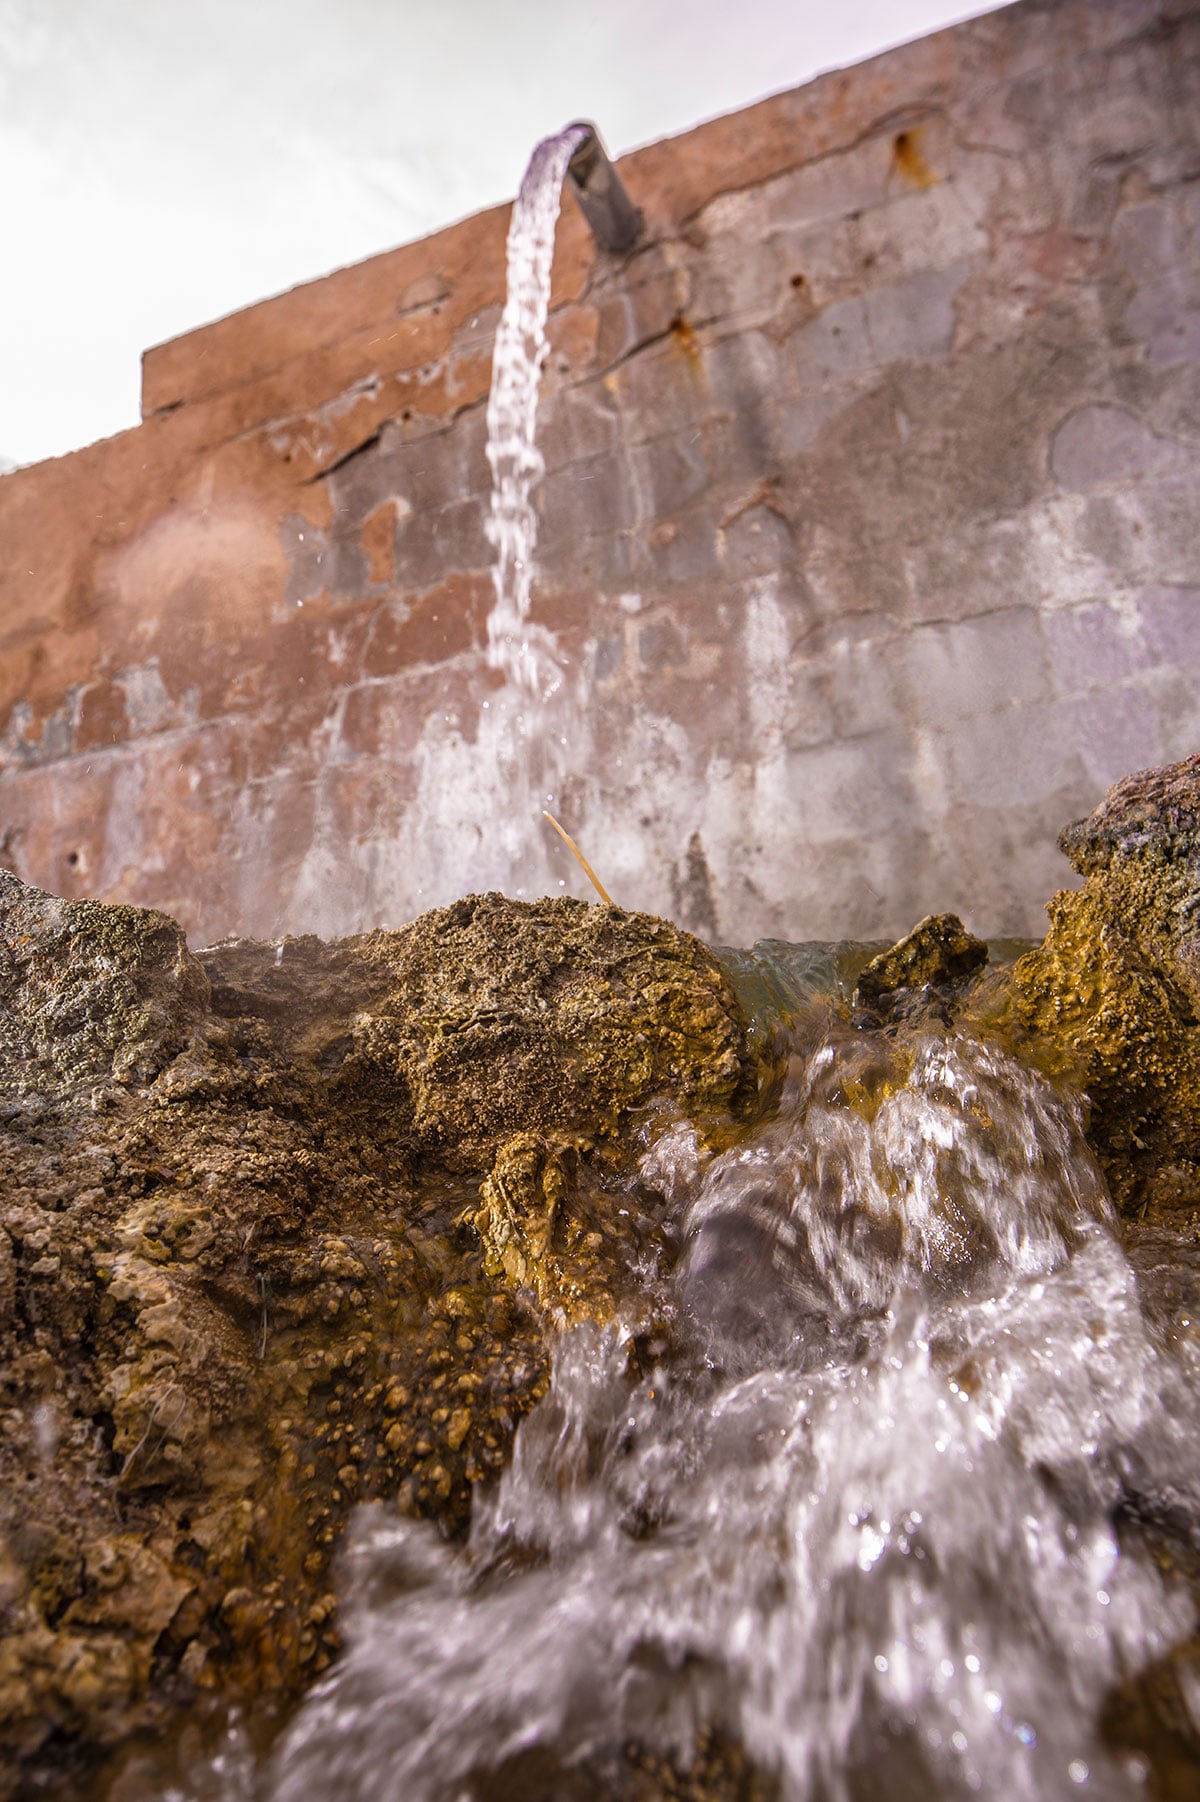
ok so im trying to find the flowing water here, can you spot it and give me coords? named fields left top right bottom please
left=484, top=122, right=588, bottom=700
left=239, top=974, right=1199, bottom=1802
left=143, top=137, right=1200, bottom=1801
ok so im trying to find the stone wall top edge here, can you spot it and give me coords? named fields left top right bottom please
left=136, top=0, right=1114, bottom=427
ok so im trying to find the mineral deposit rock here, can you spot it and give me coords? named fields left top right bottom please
left=0, top=880, right=759, bottom=1798
left=991, top=750, right=1200, bottom=1225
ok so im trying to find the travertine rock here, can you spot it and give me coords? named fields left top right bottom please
left=990, top=751, right=1200, bottom=1226
left=0, top=879, right=758, bottom=1798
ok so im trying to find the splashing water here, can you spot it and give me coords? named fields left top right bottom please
left=484, top=124, right=588, bottom=701
left=263, top=996, right=1200, bottom=1802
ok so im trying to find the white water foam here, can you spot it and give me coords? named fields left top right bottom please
left=265, top=1012, right=1200, bottom=1802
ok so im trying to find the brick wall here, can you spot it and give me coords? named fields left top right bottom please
left=1, top=0, right=1198, bottom=946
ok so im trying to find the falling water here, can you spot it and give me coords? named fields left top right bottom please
left=484, top=123, right=589, bottom=700
left=144, top=134, right=1200, bottom=1802
left=257, top=986, right=1200, bottom=1802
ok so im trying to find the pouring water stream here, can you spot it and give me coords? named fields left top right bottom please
left=172, top=131, right=1200, bottom=1801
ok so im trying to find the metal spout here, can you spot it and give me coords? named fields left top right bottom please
left=565, top=122, right=642, bottom=254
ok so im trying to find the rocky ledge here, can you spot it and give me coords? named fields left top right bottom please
left=2, top=753, right=1199, bottom=1798
left=0, top=888, right=760, bottom=1796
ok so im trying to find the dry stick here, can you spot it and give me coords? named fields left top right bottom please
left=542, top=811, right=615, bottom=906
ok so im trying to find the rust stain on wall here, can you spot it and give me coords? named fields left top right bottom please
left=890, top=126, right=937, bottom=190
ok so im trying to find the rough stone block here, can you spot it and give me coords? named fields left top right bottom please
left=718, top=505, right=794, bottom=580
left=611, top=340, right=707, bottom=443
left=1044, top=600, right=1144, bottom=693
left=637, top=616, right=689, bottom=673
left=787, top=297, right=875, bottom=390
left=1137, top=291, right=1200, bottom=367
left=783, top=730, right=917, bottom=845
left=1138, top=584, right=1200, bottom=670
left=763, top=129, right=897, bottom=233
left=686, top=232, right=784, bottom=330
left=537, top=377, right=623, bottom=475
left=393, top=496, right=489, bottom=593
left=942, top=700, right=1084, bottom=810
left=897, top=609, right=1050, bottom=729
left=822, top=636, right=905, bottom=742
left=768, top=218, right=863, bottom=310
left=634, top=509, right=721, bottom=589
left=536, top=450, right=641, bottom=562
left=626, top=431, right=709, bottom=520
left=862, top=263, right=971, bottom=365
left=1069, top=682, right=1161, bottom=792
left=1050, top=403, right=1186, bottom=491
left=854, top=185, right=988, bottom=286
left=1113, top=198, right=1194, bottom=284
left=701, top=330, right=785, bottom=417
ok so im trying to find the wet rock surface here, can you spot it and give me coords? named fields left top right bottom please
left=4, top=758, right=1200, bottom=1799
left=853, top=911, right=989, bottom=1023
left=0, top=882, right=759, bottom=1799
left=986, top=750, right=1200, bottom=1229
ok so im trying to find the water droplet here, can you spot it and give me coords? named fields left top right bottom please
left=1068, top=1760, right=1089, bottom=1784
left=874, top=1655, right=889, bottom=1674
left=965, top=1654, right=981, bottom=1674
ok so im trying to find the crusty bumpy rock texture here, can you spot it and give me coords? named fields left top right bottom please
left=986, top=751, right=1200, bottom=1226
left=854, top=911, right=989, bottom=1022
left=0, top=881, right=759, bottom=1799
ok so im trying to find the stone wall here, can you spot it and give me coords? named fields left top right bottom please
left=1, top=0, right=1198, bottom=947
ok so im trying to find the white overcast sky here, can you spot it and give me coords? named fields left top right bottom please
left=0, top=0, right=1007, bottom=468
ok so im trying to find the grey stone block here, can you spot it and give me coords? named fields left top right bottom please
left=1050, top=404, right=1187, bottom=490
left=854, top=186, right=988, bottom=286
left=1138, top=584, right=1200, bottom=670
left=634, top=510, right=721, bottom=589
left=863, top=263, right=971, bottom=365
left=1069, top=682, right=1161, bottom=791
left=393, top=496, right=489, bottom=592
left=638, top=617, right=689, bottom=672
left=763, top=131, right=894, bottom=233
left=897, top=610, right=1050, bottom=728
left=1044, top=600, right=1143, bottom=693
left=787, top=297, right=875, bottom=389
left=536, top=449, right=641, bottom=560
left=627, top=431, right=709, bottom=520
left=783, top=730, right=918, bottom=844
left=612, top=341, right=707, bottom=443
left=942, top=701, right=1085, bottom=809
